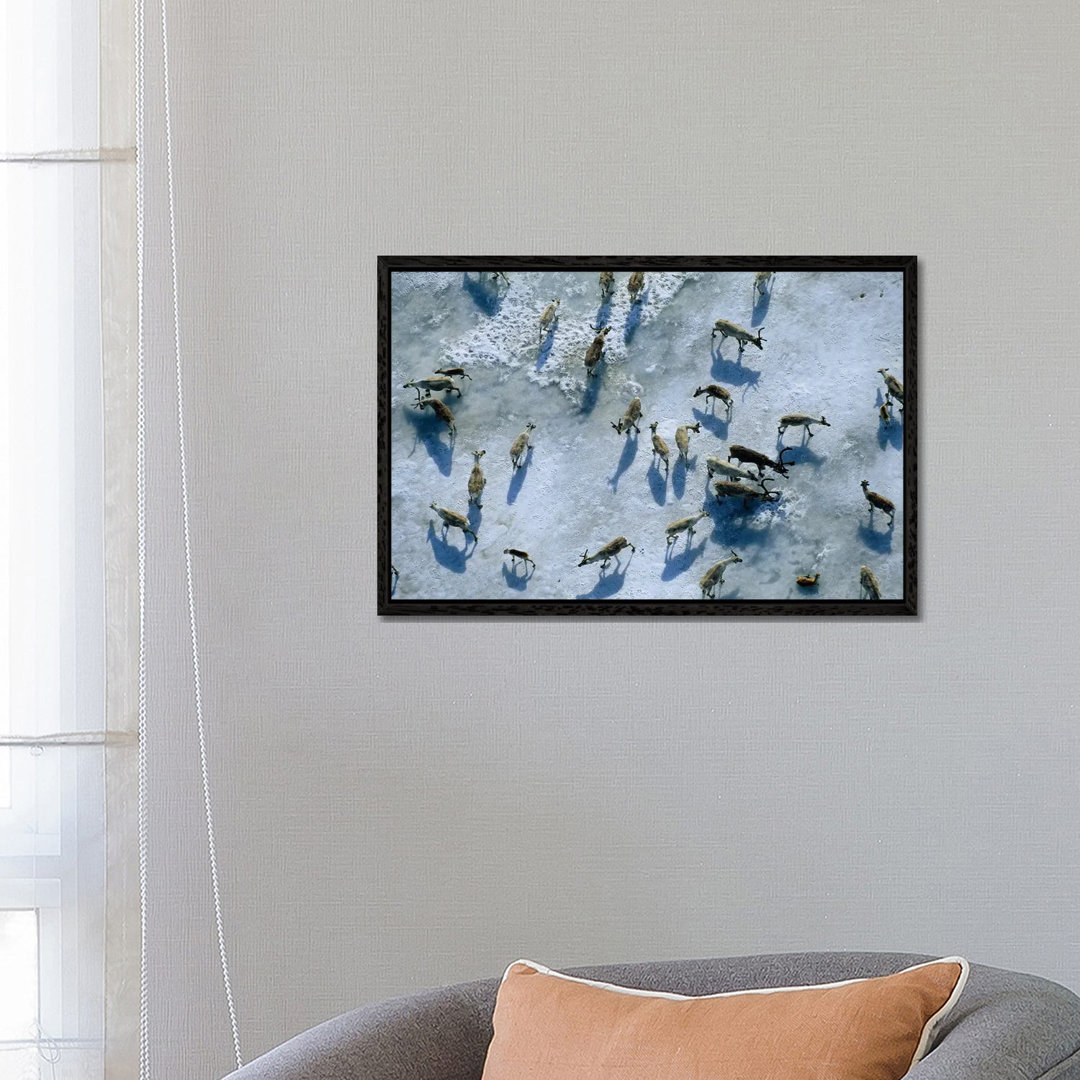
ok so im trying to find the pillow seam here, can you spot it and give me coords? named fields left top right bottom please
left=506, top=956, right=966, bottom=1003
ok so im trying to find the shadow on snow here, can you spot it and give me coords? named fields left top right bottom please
left=579, top=369, right=602, bottom=415
left=402, top=407, right=454, bottom=476
left=536, top=330, right=556, bottom=370
left=774, top=440, right=826, bottom=470
left=623, top=296, right=645, bottom=343
left=575, top=559, right=632, bottom=600
left=875, top=391, right=904, bottom=450
left=608, top=434, right=639, bottom=492
left=702, top=584, right=741, bottom=602
left=692, top=405, right=731, bottom=439
left=501, top=561, right=533, bottom=591
left=507, top=447, right=533, bottom=504
left=751, top=287, right=771, bottom=327
left=706, top=497, right=780, bottom=548
left=857, top=517, right=895, bottom=554
left=536, top=323, right=556, bottom=366
left=671, top=455, right=698, bottom=499
left=461, top=273, right=504, bottom=316
left=710, top=341, right=761, bottom=388
left=647, top=460, right=669, bottom=506
left=661, top=535, right=708, bottom=581
left=427, top=521, right=474, bottom=573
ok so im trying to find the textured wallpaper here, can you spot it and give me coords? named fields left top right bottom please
left=135, top=1, right=1080, bottom=1076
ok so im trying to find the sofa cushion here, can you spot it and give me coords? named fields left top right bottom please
left=480, top=956, right=968, bottom=1080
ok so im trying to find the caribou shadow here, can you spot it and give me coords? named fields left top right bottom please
left=775, top=441, right=826, bottom=470
left=402, top=407, right=454, bottom=475
left=875, top=390, right=905, bottom=442
left=858, top=518, right=895, bottom=553
left=703, top=584, right=742, bottom=602
left=878, top=415, right=904, bottom=451
left=647, top=460, right=669, bottom=506
left=751, top=289, right=771, bottom=327
left=623, top=300, right=644, bottom=343
left=580, top=370, right=602, bottom=414
left=707, top=500, right=779, bottom=547
left=661, top=536, right=708, bottom=580
left=575, top=562, right=630, bottom=600
left=506, top=448, right=533, bottom=504
left=710, top=344, right=761, bottom=388
left=692, top=406, right=730, bottom=438
left=608, top=434, right=639, bottom=491
left=427, top=521, right=473, bottom=573
left=875, top=394, right=904, bottom=450
left=671, top=455, right=697, bottom=499
left=536, top=331, right=555, bottom=370
left=537, top=322, right=557, bottom=357
left=594, top=298, right=613, bottom=329
left=501, top=561, right=533, bottom=591
left=462, top=273, right=503, bottom=316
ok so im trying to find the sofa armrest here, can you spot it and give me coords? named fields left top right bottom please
left=909, top=965, right=1080, bottom=1080
left=221, top=979, right=497, bottom=1080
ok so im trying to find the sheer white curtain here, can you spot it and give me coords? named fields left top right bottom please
left=1, top=2, right=138, bottom=1078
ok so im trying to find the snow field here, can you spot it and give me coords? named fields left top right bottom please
left=389, top=270, right=904, bottom=602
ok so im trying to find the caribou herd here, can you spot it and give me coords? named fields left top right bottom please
left=399, top=270, right=903, bottom=601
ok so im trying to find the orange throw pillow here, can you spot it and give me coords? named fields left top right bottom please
left=481, top=957, right=968, bottom=1080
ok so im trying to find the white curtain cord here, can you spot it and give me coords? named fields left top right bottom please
left=134, top=0, right=151, bottom=1074
left=158, top=0, right=244, bottom=1068
left=136, top=0, right=244, bottom=1071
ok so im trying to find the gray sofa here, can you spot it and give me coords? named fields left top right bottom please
left=223, top=952, right=1080, bottom=1079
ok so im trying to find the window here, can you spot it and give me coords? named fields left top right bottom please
left=2, top=2, right=112, bottom=1077
left=0, top=910, right=39, bottom=1078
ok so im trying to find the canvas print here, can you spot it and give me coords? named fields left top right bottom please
left=378, top=257, right=915, bottom=615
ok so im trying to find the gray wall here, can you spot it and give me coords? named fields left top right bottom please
left=139, top=2, right=1080, bottom=1076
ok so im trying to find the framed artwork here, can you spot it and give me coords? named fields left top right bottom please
left=378, top=256, right=915, bottom=616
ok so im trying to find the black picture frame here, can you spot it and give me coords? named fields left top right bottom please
left=378, top=256, right=916, bottom=616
